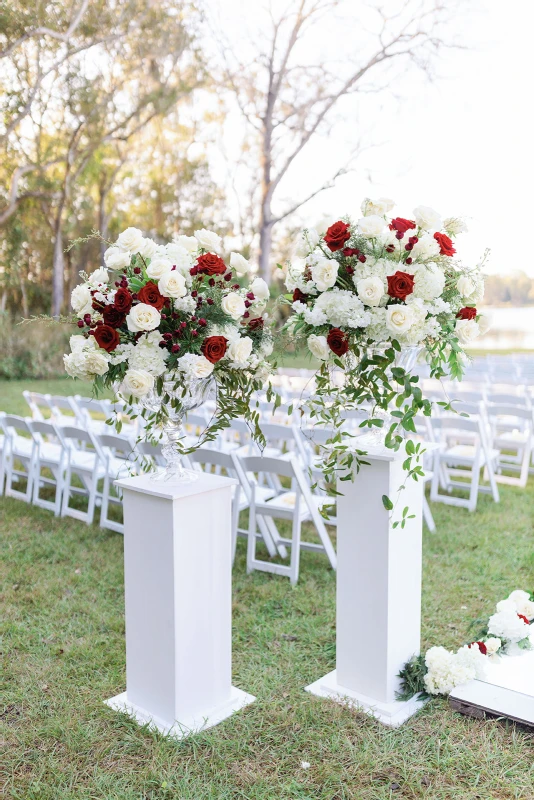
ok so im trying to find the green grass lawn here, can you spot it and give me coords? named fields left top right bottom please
left=2, top=456, right=534, bottom=797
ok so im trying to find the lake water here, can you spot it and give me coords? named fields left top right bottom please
left=471, top=306, right=534, bottom=350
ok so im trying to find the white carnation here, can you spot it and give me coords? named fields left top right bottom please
left=455, top=318, right=480, bottom=345
left=194, top=228, right=222, bottom=252
left=121, top=368, right=155, bottom=398
left=230, top=252, right=250, bottom=276
left=413, top=264, right=445, bottom=301
left=358, top=214, right=385, bottom=238
left=307, top=334, right=329, bottom=360
left=488, top=609, right=530, bottom=643
left=126, top=303, right=161, bottom=333
left=227, top=336, right=253, bottom=366
left=158, top=270, right=187, bottom=299
left=146, top=256, right=173, bottom=281
left=104, top=246, right=131, bottom=270
left=413, top=205, right=442, bottom=231
left=356, top=276, right=384, bottom=307
left=311, top=257, right=338, bottom=292
left=117, top=227, right=144, bottom=253
left=71, top=284, right=93, bottom=318
left=222, top=292, right=246, bottom=320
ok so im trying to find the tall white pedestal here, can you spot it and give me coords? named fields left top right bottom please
left=105, top=472, right=255, bottom=739
left=306, top=444, right=427, bottom=727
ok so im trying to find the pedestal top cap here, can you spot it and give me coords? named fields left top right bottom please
left=115, top=471, right=238, bottom=500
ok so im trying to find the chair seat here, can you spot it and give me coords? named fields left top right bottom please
left=261, top=490, right=333, bottom=517
left=11, top=438, right=34, bottom=458
left=234, top=483, right=275, bottom=510
left=38, top=442, right=63, bottom=464
left=70, top=450, right=103, bottom=472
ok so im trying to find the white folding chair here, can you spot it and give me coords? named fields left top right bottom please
left=49, top=395, right=78, bottom=426
left=0, top=412, right=6, bottom=496
left=430, top=417, right=500, bottom=512
left=72, top=395, right=113, bottom=433
left=240, top=454, right=337, bottom=585
left=486, top=404, right=533, bottom=488
left=56, top=425, right=104, bottom=524
left=1, top=415, right=37, bottom=503
left=23, top=390, right=53, bottom=421
left=29, top=420, right=65, bottom=515
left=95, top=433, right=137, bottom=533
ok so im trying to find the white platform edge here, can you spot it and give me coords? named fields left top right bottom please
left=105, top=686, right=255, bottom=740
left=305, top=670, right=427, bottom=728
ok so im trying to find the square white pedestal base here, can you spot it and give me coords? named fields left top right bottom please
left=305, top=670, right=427, bottom=728
left=105, top=686, right=255, bottom=740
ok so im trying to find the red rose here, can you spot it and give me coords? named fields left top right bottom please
left=324, top=221, right=351, bottom=252
left=389, top=217, right=416, bottom=234
left=518, top=613, right=530, bottom=625
left=196, top=253, right=227, bottom=275
left=94, top=324, right=120, bottom=353
left=387, top=271, right=415, bottom=301
left=434, top=231, right=456, bottom=256
left=201, top=335, right=228, bottom=364
left=114, top=287, right=133, bottom=314
left=137, top=281, right=165, bottom=310
left=469, top=641, right=488, bottom=655
left=327, top=327, right=349, bottom=356
left=102, top=305, right=126, bottom=327
left=292, top=288, right=308, bottom=303
left=456, top=307, right=477, bottom=320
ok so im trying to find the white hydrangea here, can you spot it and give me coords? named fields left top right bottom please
left=358, top=214, right=385, bottom=238
left=353, top=257, right=391, bottom=286
left=165, top=243, right=193, bottom=278
left=173, top=296, right=197, bottom=315
left=128, top=333, right=168, bottom=376
left=488, top=608, right=530, bottom=643
left=314, top=288, right=371, bottom=328
left=366, top=307, right=389, bottom=342
left=64, top=347, right=109, bottom=380
left=426, top=298, right=451, bottom=316
left=413, top=264, right=445, bottom=301
left=423, top=645, right=480, bottom=696
left=177, top=353, right=214, bottom=379
left=411, top=234, right=440, bottom=261
left=303, top=304, right=328, bottom=327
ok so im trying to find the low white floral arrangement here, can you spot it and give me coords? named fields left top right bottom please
left=399, top=590, right=534, bottom=699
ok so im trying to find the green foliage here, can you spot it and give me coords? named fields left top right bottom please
left=397, top=654, right=428, bottom=701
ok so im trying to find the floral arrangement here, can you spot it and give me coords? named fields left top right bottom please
left=282, top=198, right=489, bottom=489
left=64, top=226, right=273, bottom=458
left=399, top=590, right=534, bottom=699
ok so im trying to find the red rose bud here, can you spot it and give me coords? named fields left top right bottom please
left=456, top=307, right=477, bottom=320
left=246, top=292, right=255, bottom=300
left=201, top=335, right=228, bottom=364
left=159, top=341, right=166, bottom=348
left=386, top=245, right=395, bottom=253
left=232, top=284, right=240, bottom=290
left=172, top=313, right=178, bottom=319
left=191, top=316, right=197, bottom=323
left=171, top=344, right=181, bottom=353
left=191, top=291, right=198, bottom=297
left=83, top=314, right=92, bottom=324
left=518, top=614, right=530, bottom=625
left=395, top=231, right=404, bottom=240
left=207, top=298, right=214, bottom=305
left=88, top=329, right=94, bottom=335
left=327, top=327, right=349, bottom=356
left=387, top=270, right=415, bottom=301
left=244, top=300, right=251, bottom=308
left=389, top=217, right=416, bottom=234
left=190, top=266, right=198, bottom=276
left=405, top=257, right=413, bottom=265
left=209, top=279, right=215, bottom=287
left=196, top=297, right=203, bottom=305
left=199, top=318, right=207, bottom=326
left=434, top=231, right=456, bottom=256
left=134, top=267, right=141, bottom=274
left=358, top=254, right=366, bottom=263
left=346, top=266, right=354, bottom=275
left=163, top=332, right=172, bottom=340
left=409, top=236, right=419, bottom=245
left=180, top=321, right=187, bottom=329
left=114, top=281, right=120, bottom=287
left=243, top=311, right=250, bottom=318
left=248, top=317, right=264, bottom=330
left=292, top=288, right=307, bottom=303
left=324, top=221, right=351, bottom=252
left=405, top=242, right=414, bottom=251
left=93, top=324, right=120, bottom=353
left=469, top=641, right=488, bottom=655
left=196, top=253, right=226, bottom=276
left=343, top=247, right=359, bottom=257
left=77, top=320, right=84, bottom=328
left=224, top=273, right=232, bottom=281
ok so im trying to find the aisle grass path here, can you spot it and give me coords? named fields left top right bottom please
left=2, top=466, right=534, bottom=798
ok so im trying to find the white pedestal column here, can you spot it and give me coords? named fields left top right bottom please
left=306, top=445, right=427, bottom=727
left=105, top=472, right=255, bottom=739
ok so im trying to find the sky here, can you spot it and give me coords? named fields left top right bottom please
left=205, top=0, right=534, bottom=277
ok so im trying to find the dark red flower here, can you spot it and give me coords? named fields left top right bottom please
left=389, top=217, right=416, bottom=235
left=343, top=247, right=360, bottom=257
left=93, top=324, right=120, bottom=353
left=102, top=305, right=126, bottom=328
left=456, top=307, right=477, bottom=320
left=327, top=327, right=349, bottom=356
left=469, top=641, right=488, bottom=655
left=137, top=281, right=165, bottom=310
left=201, top=335, right=228, bottom=364
left=248, top=317, right=264, bottom=330
left=324, top=221, right=351, bottom=252
left=518, top=614, right=530, bottom=625
left=196, top=253, right=227, bottom=275
left=114, top=287, right=133, bottom=314
left=292, top=288, right=308, bottom=303
left=434, top=231, right=456, bottom=256
left=387, top=271, right=415, bottom=301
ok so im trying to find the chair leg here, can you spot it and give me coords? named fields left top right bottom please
left=100, top=473, right=110, bottom=529
left=468, top=461, right=480, bottom=512
left=61, top=462, right=72, bottom=517
left=246, top=496, right=258, bottom=575
left=423, top=494, right=436, bottom=533
left=86, top=471, right=99, bottom=525
left=289, top=514, right=302, bottom=586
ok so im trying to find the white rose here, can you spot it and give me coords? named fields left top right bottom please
left=84, top=350, right=110, bottom=377
left=173, top=234, right=198, bottom=253
left=138, top=237, right=158, bottom=259
left=413, top=205, right=442, bottom=231
left=146, top=256, right=173, bottom=281
left=294, top=228, right=320, bottom=257
left=456, top=276, right=475, bottom=298
left=230, top=252, right=250, bottom=276
left=121, top=368, right=155, bottom=398
left=307, top=334, right=329, bottom=360
left=386, top=304, right=414, bottom=334
left=117, top=227, right=144, bottom=253
left=475, top=312, right=490, bottom=336
left=358, top=215, right=385, bottom=238
left=71, top=284, right=93, bottom=317
left=249, top=277, right=270, bottom=301
left=356, top=276, right=384, bottom=307
left=104, top=246, right=131, bottom=270
left=443, top=217, right=468, bottom=236
left=455, top=318, right=480, bottom=344
left=228, top=336, right=253, bottom=365
left=484, top=637, right=502, bottom=656
left=158, top=270, right=187, bottom=299
left=88, top=267, right=109, bottom=287
left=311, top=258, right=338, bottom=292
left=222, top=292, right=246, bottom=320
left=126, top=303, right=161, bottom=332
left=194, top=228, right=222, bottom=252
left=361, top=197, right=395, bottom=216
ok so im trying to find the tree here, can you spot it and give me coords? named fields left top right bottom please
left=213, top=0, right=466, bottom=282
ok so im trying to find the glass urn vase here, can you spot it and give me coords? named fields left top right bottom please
left=139, top=374, right=215, bottom=483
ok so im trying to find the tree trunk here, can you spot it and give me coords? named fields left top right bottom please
left=99, top=186, right=109, bottom=263
left=258, top=216, right=273, bottom=284
left=52, top=209, right=65, bottom=317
